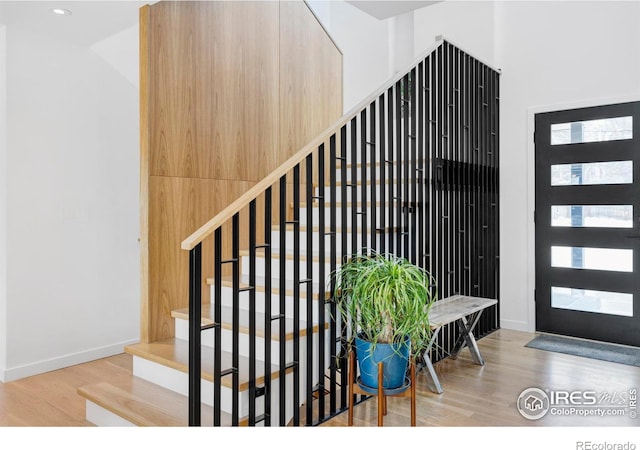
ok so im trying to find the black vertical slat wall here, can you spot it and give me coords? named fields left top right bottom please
left=425, top=41, right=500, bottom=357
left=186, top=39, right=499, bottom=427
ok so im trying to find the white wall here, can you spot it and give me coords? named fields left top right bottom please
left=91, top=24, right=139, bottom=89
left=308, top=0, right=390, bottom=113
left=414, top=1, right=495, bottom=65
left=495, top=0, right=640, bottom=331
left=3, top=25, right=139, bottom=381
left=0, top=24, right=7, bottom=381
left=389, top=11, right=414, bottom=76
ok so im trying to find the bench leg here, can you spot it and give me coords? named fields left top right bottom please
left=451, top=314, right=485, bottom=366
left=421, top=329, right=444, bottom=395
left=422, top=353, right=443, bottom=394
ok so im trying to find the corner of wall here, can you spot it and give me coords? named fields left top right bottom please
left=0, top=24, right=7, bottom=381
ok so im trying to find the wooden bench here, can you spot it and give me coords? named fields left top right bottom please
left=421, top=295, right=498, bottom=394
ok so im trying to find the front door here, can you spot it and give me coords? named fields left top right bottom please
left=535, top=101, right=640, bottom=347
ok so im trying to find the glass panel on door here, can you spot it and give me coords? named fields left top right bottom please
left=551, top=116, right=633, bottom=145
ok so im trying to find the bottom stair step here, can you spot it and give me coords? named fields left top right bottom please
left=124, top=338, right=291, bottom=389
left=78, top=376, right=247, bottom=426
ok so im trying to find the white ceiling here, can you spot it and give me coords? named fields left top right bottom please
left=0, top=0, right=443, bottom=47
left=0, top=1, right=146, bottom=46
left=345, top=0, right=442, bottom=20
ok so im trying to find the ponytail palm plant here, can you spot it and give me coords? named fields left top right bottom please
left=330, top=250, right=437, bottom=360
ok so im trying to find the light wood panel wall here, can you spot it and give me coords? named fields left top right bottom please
left=141, top=0, right=342, bottom=343
left=280, top=1, right=343, bottom=184
left=148, top=1, right=280, bottom=182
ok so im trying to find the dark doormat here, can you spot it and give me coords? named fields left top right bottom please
left=525, top=333, right=640, bottom=367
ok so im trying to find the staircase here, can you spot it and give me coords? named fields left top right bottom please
left=77, top=38, right=501, bottom=427
left=78, top=167, right=396, bottom=427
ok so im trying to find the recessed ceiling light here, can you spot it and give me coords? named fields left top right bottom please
left=50, top=8, right=72, bottom=16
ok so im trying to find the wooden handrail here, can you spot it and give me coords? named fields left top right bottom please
left=181, top=38, right=445, bottom=251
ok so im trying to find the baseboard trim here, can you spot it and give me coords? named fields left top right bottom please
left=1, top=339, right=139, bottom=382
left=500, top=319, right=532, bottom=333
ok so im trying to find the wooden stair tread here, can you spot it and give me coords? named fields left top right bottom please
left=124, top=338, right=292, bottom=390
left=240, top=248, right=342, bottom=264
left=271, top=224, right=400, bottom=234
left=78, top=376, right=245, bottom=426
left=171, top=305, right=328, bottom=341
left=297, top=201, right=383, bottom=208
left=206, top=275, right=330, bottom=300
left=335, top=178, right=414, bottom=187
left=336, top=161, right=398, bottom=169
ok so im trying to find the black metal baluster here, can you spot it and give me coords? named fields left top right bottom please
left=214, top=229, right=222, bottom=426
left=468, top=55, right=476, bottom=299
left=351, top=117, right=358, bottom=256
left=263, top=188, right=272, bottom=426
left=378, top=93, right=386, bottom=254
left=370, top=101, right=377, bottom=253
left=316, top=144, right=326, bottom=423
left=360, top=109, right=368, bottom=252
left=410, top=67, right=417, bottom=264
left=463, top=52, right=470, bottom=297
left=490, top=65, right=499, bottom=328
left=481, top=65, right=489, bottom=334
left=445, top=41, right=453, bottom=350
left=417, top=60, right=425, bottom=270
left=305, top=154, right=314, bottom=426
left=453, top=46, right=460, bottom=297
left=472, top=58, right=480, bottom=298
left=396, top=79, right=403, bottom=257
left=495, top=71, right=501, bottom=322
left=188, top=243, right=202, bottom=426
left=329, top=134, right=338, bottom=415
left=436, top=42, right=444, bottom=361
left=424, top=52, right=437, bottom=278
left=339, top=125, right=348, bottom=410
left=278, top=175, right=287, bottom=426
left=231, top=213, right=240, bottom=426
left=349, top=116, right=362, bottom=403
left=404, top=72, right=411, bottom=260
left=443, top=41, right=450, bottom=305
left=293, top=164, right=301, bottom=426
left=387, top=87, right=395, bottom=256
left=249, top=201, right=257, bottom=426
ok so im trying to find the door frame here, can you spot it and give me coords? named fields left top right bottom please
left=520, top=94, right=640, bottom=333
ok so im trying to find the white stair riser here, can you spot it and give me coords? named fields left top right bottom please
left=85, top=401, right=136, bottom=427
left=132, top=355, right=268, bottom=419
left=241, top=255, right=330, bottom=281
left=318, top=183, right=410, bottom=201
left=336, top=165, right=409, bottom=182
left=175, top=318, right=293, bottom=361
left=175, top=318, right=332, bottom=376
left=272, top=229, right=396, bottom=254
left=336, top=166, right=382, bottom=183
left=300, top=205, right=393, bottom=227
left=272, top=228, right=352, bottom=251
left=215, top=286, right=325, bottom=322
left=133, top=347, right=331, bottom=423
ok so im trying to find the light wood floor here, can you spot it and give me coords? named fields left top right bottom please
left=1, top=329, right=638, bottom=427
left=323, top=329, right=640, bottom=427
left=0, top=353, right=132, bottom=426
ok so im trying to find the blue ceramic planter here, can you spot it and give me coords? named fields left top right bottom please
left=355, top=335, right=410, bottom=389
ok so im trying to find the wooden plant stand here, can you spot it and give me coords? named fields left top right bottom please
left=347, top=350, right=416, bottom=426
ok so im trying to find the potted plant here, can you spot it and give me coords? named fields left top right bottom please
left=329, top=250, right=436, bottom=391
